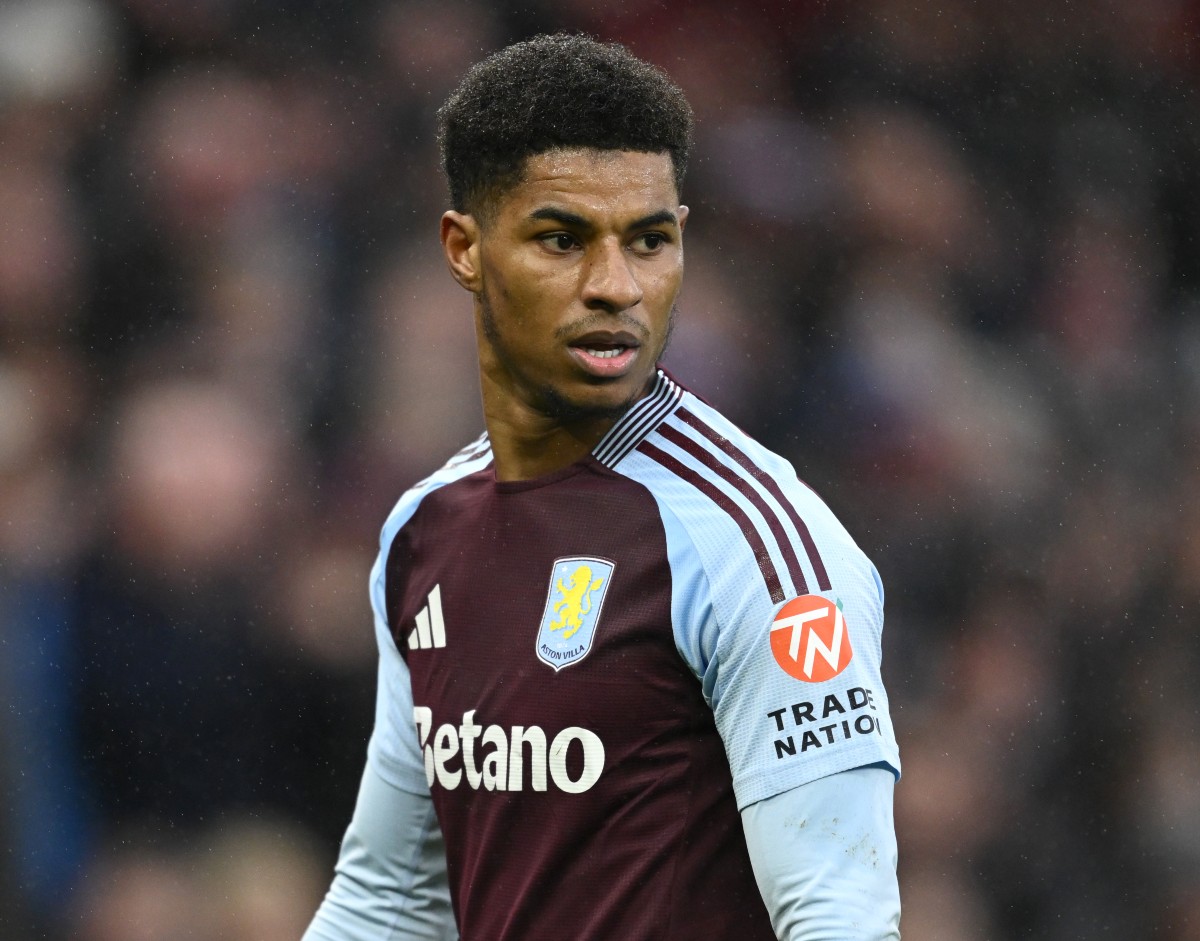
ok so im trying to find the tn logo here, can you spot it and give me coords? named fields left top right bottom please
left=769, top=595, right=854, bottom=683
left=549, top=564, right=605, bottom=640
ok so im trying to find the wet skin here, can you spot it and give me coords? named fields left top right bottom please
left=441, top=148, right=688, bottom=481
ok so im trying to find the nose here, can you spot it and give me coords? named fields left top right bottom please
left=581, top=238, right=643, bottom=313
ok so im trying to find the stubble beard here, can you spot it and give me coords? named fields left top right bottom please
left=479, top=290, right=678, bottom=425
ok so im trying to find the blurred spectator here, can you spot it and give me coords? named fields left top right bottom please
left=72, top=380, right=293, bottom=825
left=71, top=838, right=203, bottom=941
left=69, top=815, right=325, bottom=941
left=195, top=816, right=327, bottom=941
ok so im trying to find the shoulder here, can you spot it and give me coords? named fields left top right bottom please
left=368, top=431, right=493, bottom=636
left=605, top=391, right=900, bottom=802
left=377, top=431, right=493, bottom=553
left=610, top=390, right=874, bottom=612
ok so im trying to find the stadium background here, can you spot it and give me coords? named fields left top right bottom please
left=1, top=0, right=1197, bottom=938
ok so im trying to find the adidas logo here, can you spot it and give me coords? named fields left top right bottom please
left=408, top=584, right=446, bottom=650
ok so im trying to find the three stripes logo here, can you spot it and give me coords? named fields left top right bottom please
left=408, top=584, right=447, bottom=651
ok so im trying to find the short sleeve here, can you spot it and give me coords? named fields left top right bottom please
left=365, top=534, right=434, bottom=795
left=706, top=534, right=900, bottom=808
left=361, top=436, right=493, bottom=794
left=586, top=388, right=899, bottom=808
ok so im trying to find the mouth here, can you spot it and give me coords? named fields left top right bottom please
left=567, top=330, right=643, bottom=378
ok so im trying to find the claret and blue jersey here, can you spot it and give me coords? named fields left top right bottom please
left=363, top=370, right=899, bottom=941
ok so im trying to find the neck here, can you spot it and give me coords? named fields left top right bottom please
left=481, top=376, right=621, bottom=482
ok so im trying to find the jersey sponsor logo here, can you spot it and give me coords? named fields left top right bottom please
left=413, top=707, right=606, bottom=793
left=769, top=594, right=853, bottom=682
left=766, top=686, right=883, bottom=759
left=407, top=584, right=446, bottom=651
left=535, top=557, right=615, bottom=671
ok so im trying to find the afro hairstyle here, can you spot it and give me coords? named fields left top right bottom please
left=437, top=33, right=694, bottom=218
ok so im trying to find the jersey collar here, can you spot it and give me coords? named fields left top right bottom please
left=591, top=369, right=684, bottom=469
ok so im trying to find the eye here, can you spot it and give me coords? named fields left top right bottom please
left=539, top=232, right=579, bottom=253
left=632, top=232, right=669, bottom=253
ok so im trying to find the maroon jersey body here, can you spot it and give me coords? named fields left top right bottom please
left=386, top=459, right=776, bottom=941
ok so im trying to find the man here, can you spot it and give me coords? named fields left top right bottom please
left=305, top=33, right=901, bottom=941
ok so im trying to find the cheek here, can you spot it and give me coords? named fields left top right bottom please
left=480, top=263, right=519, bottom=326
left=495, top=261, right=574, bottom=323
left=645, top=265, right=684, bottom=310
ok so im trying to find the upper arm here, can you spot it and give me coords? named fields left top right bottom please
left=303, top=761, right=457, bottom=941
left=366, top=539, right=433, bottom=794
left=708, top=544, right=900, bottom=806
left=658, top=478, right=901, bottom=808
left=741, top=766, right=900, bottom=941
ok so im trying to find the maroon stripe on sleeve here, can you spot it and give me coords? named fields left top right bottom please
left=638, top=440, right=785, bottom=604
left=676, top=409, right=832, bottom=592
left=658, top=424, right=809, bottom=596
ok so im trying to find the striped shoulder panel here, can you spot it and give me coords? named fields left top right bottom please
left=592, top=370, right=684, bottom=468
left=407, top=430, right=491, bottom=491
left=629, top=399, right=831, bottom=605
left=381, top=431, right=493, bottom=543
left=437, top=429, right=492, bottom=475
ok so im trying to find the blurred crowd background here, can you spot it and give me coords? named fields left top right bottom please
left=1, top=0, right=1198, bottom=938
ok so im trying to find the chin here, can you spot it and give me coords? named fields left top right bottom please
left=537, top=380, right=641, bottom=424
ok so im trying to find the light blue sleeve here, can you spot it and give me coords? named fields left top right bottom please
left=741, top=766, right=900, bottom=940
left=648, top=476, right=900, bottom=809
left=363, top=528, right=436, bottom=794
left=619, top=402, right=900, bottom=808
left=302, top=760, right=458, bottom=941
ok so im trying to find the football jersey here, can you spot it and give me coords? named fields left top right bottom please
left=367, top=370, right=900, bottom=941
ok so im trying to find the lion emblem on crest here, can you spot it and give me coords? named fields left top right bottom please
left=549, top=565, right=605, bottom=639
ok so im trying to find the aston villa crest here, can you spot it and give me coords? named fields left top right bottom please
left=535, top=556, right=615, bottom=671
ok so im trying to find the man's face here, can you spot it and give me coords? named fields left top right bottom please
left=471, top=148, right=688, bottom=423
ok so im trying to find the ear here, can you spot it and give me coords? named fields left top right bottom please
left=441, top=210, right=483, bottom=293
left=677, top=205, right=689, bottom=232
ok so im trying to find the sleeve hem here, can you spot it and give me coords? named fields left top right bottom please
left=732, top=743, right=901, bottom=811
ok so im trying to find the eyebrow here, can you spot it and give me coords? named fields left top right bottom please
left=528, top=207, right=679, bottom=232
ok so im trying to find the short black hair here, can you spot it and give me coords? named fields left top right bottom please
left=437, top=33, right=694, bottom=217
